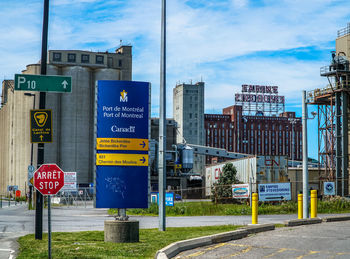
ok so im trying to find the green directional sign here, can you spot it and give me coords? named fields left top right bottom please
left=15, top=74, right=72, bottom=93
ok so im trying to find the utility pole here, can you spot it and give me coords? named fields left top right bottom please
left=35, top=0, right=49, bottom=240
left=158, top=0, right=166, bottom=231
left=302, top=90, right=309, bottom=219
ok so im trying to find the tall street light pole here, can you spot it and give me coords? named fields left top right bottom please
left=302, top=90, right=309, bottom=219
left=158, top=0, right=167, bottom=231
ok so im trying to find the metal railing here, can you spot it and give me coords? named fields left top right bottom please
left=338, top=23, right=350, bottom=38
left=0, top=194, right=26, bottom=208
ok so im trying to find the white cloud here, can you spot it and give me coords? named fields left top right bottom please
left=1, top=0, right=350, bottom=119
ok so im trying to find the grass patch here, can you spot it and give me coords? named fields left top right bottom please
left=109, top=199, right=350, bottom=217
left=17, top=225, right=242, bottom=259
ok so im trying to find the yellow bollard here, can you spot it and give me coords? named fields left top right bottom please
left=310, top=190, right=317, bottom=218
left=298, top=194, right=303, bottom=219
left=252, top=193, right=258, bottom=224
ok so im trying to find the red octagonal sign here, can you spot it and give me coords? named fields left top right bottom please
left=34, top=164, right=65, bottom=195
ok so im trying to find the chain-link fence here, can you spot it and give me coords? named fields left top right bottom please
left=52, top=188, right=94, bottom=208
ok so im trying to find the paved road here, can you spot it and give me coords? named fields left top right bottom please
left=176, top=221, right=350, bottom=258
left=1, top=204, right=349, bottom=258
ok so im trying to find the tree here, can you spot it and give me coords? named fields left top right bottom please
left=211, top=163, right=241, bottom=203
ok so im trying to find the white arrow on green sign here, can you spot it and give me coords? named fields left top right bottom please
left=14, top=74, right=72, bottom=93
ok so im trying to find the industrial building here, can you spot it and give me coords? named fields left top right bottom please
left=0, top=45, right=132, bottom=193
left=307, top=23, right=350, bottom=196
left=204, top=85, right=302, bottom=164
left=173, top=82, right=205, bottom=175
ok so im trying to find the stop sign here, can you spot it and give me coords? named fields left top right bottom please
left=34, top=164, right=65, bottom=195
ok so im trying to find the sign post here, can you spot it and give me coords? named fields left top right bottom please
left=33, top=164, right=65, bottom=259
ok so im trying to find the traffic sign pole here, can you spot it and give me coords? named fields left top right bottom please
left=48, top=195, right=52, bottom=259
left=35, top=0, right=49, bottom=241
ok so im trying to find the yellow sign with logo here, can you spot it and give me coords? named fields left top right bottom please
left=96, top=138, right=148, bottom=151
left=30, top=109, right=52, bottom=143
left=96, top=153, right=149, bottom=166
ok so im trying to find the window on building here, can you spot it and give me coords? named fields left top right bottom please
left=81, top=54, right=90, bottom=63
left=189, top=113, right=192, bottom=119
left=96, top=55, right=104, bottom=64
left=68, top=53, right=76, bottom=62
left=53, top=52, right=62, bottom=62
left=118, top=59, right=123, bottom=67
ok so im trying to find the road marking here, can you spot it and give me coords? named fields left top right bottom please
left=224, top=246, right=252, bottom=258
left=0, top=248, right=15, bottom=259
left=264, top=248, right=290, bottom=258
left=185, top=243, right=228, bottom=257
left=296, top=250, right=319, bottom=259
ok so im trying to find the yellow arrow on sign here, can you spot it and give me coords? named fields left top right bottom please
left=96, top=153, right=148, bottom=166
left=96, top=138, right=148, bottom=151
left=30, top=177, right=34, bottom=185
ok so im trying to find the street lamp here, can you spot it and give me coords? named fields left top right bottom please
left=302, top=91, right=317, bottom=219
left=24, top=93, right=36, bottom=210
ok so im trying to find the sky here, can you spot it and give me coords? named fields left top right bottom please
left=1, top=0, right=350, bottom=160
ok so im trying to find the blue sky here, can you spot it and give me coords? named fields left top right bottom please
left=1, top=0, right=350, bottom=159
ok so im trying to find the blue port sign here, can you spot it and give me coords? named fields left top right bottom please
left=95, top=80, right=150, bottom=208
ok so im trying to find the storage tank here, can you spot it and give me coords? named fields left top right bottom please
left=181, top=146, right=193, bottom=169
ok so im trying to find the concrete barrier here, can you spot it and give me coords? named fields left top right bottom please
left=245, top=223, right=275, bottom=234
left=323, top=215, right=350, bottom=222
left=284, top=217, right=322, bottom=227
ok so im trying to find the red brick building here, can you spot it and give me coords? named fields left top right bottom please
left=205, top=105, right=302, bottom=163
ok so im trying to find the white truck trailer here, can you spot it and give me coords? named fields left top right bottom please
left=205, top=155, right=288, bottom=196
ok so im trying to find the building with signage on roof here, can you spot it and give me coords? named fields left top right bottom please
left=205, top=85, right=302, bottom=164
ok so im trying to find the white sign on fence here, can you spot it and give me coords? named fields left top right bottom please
left=62, top=172, right=77, bottom=190
left=232, top=184, right=250, bottom=198
left=258, top=183, right=291, bottom=201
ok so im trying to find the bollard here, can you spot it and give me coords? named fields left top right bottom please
left=298, top=193, right=303, bottom=219
left=252, top=193, right=258, bottom=224
left=310, top=190, right=317, bottom=218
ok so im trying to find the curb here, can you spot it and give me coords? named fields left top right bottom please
left=155, top=224, right=274, bottom=259
left=284, top=217, right=322, bottom=227
left=323, top=215, right=350, bottom=222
